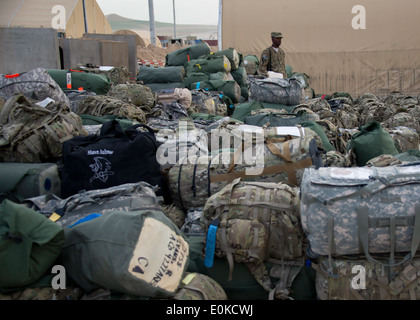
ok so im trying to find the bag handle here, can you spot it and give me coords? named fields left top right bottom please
left=357, top=204, right=420, bottom=267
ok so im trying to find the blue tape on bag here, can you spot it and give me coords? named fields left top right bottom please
left=67, top=213, right=102, bottom=228
left=196, top=82, right=201, bottom=90
left=204, top=222, right=219, bottom=268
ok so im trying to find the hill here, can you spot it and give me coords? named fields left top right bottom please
left=106, top=14, right=217, bottom=39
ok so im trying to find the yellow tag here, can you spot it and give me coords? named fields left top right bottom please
left=224, top=63, right=228, bottom=69
left=182, top=273, right=196, bottom=285
left=49, top=212, right=61, bottom=222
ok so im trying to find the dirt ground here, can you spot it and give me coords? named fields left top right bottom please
left=137, top=44, right=219, bottom=61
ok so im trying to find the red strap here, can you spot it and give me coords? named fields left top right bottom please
left=4, top=73, right=20, bottom=79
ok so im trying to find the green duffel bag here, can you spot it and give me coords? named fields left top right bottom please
left=0, top=162, right=61, bottom=203
left=191, top=80, right=241, bottom=104
left=187, top=236, right=316, bottom=300
left=349, top=121, right=400, bottom=166
left=137, top=66, right=186, bottom=84
left=165, top=42, right=211, bottom=67
left=231, top=66, right=247, bottom=86
left=60, top=208, right=190, bottom=298
left=231, top=100, right=264, bottom=122
left=0, top=199, right=65, bottom=292
left=183, top=71, right=228, bottom=89
left=204, top=48, right=240, bottom=71
left=185, top=55, right=231, bottom=75
left=46, top=69, right=111, bottom=95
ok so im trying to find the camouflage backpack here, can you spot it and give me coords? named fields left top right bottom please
left=0, top=94, right=87, bottom=163
left=386, top=126, right=420, bottom=153
left=75, top=95, right=147, bottom=124
left=201, top=178, right=304, bottom=294
left=189, top=89, right=229, bottom=116
left=173, top=272, right=228, bottom=300
left=107, top=83, right=157, bottom=110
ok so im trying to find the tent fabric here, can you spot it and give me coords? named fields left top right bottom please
left=0, top=0, right=112, bottom=38
left=221, top=0, right=420, bottom=97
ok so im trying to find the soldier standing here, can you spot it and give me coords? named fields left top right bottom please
left=258, top=32, right=286, bottom=77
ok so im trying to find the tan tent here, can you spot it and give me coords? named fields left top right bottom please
left=113, top=29, right=162, bottom=48
left=0, top=0, right=112, bottom=38
left=220, top=0, right=420, bottom=97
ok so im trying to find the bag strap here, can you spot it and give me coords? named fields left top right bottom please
left=356, top=204, right=420, bottom=267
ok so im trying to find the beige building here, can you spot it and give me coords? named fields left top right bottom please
left=0, top=0, right=112, bottom=38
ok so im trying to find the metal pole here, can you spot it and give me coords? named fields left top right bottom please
left=148, top=0, right=156, bottom=45
left=173, top=0, right=176, bottom=39
left=218, top=0, right=222, bottom=51
left=82, top=0, right=88, bottom=34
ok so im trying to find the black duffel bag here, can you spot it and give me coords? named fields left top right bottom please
left=61, top=120, right=166, bottom=199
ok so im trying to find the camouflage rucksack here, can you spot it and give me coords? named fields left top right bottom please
left=107, top=83, right=157, bottom=110
left=189, top=89, right=230, bottom=116
left=173, top=272, right=228, bottom=300
left=75, top=95, right=147, bottom=124
left=201, top=178, right=304, bottom=294
left=0, top=94, right=87, bottom=163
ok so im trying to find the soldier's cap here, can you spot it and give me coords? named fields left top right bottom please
left=271, top=32, right=283, bottom=38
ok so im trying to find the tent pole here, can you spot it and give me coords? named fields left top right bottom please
left=218, top=0, right=222, bottom=51
left=82, top=0, right=88, bottom=33
left=148, top=0, right=156, bottom=45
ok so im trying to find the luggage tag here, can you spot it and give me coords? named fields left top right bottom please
left=204, top=218, right=219, bottom=268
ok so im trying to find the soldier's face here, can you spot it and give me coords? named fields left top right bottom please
left=272, top=37, right=282, bottom=47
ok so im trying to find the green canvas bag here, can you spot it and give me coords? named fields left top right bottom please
left=0, top=199, right=65, bottom=291
left=165, top=42, right=211, bottom=67
left=46, top=69, right=111, bottom=95
left=60, top=208, right=190, bottom=298
left=349, top=121, right=400, bottom=166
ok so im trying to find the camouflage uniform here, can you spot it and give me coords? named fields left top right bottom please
left=258, top=33, right=286, bottom=77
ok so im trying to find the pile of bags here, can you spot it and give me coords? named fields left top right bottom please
left=1, top=41, right=420, bottom=301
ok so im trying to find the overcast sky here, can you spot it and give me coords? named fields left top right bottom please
left=96, top=0, right=219, bottom=25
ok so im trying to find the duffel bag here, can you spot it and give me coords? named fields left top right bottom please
left=0, top=67, right=70, bottom=106
left=60, top=120, right=165, bottom=199
left=349, top=121, right=400, bottom=166
left=46, top=69, right=111, bottom=95
left=300, top=165, right=420, bottom=262
left=155, top=87, right=192, bottom=110
left=24, top=181, right=160, bottom=228
left=313, top=256, right=420, bottom=300
left=200, top=178, right=304, bottom=293
left=191, top=80, right=241, bottom=104
left=0, top=162, right=61, bottom=203
left=187, top=236, right=316, bottom=300
left=0, top=199, right=65, bottom=291
left=165, top=42, right=211, bottom=67
left=59, top=207, right=189, bottom=298
left=137, top=66, right=186, bottom=84
left=249, top=77, right=304, bottom=105
left=185, top=55, right=231, bottom=75
left=207, top=48, right=241, bottom=71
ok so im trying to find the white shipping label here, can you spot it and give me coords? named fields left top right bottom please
left=329, top=167, right=373, bottom=180
left=275, top=126, right=304, bottom=137
left=128, top=217, right=189, bottom=292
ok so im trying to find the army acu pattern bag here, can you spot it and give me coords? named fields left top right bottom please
left=0, top=67, right=70, bottom=106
